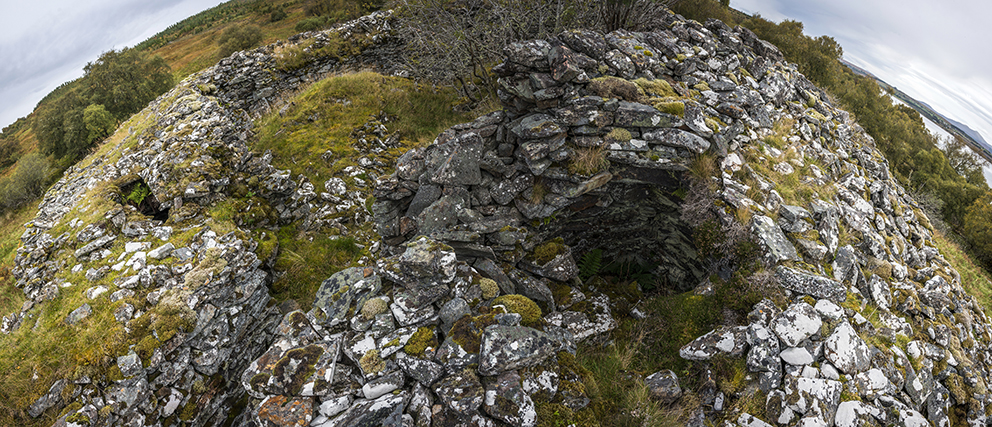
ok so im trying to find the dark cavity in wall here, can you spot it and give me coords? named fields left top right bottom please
left=547, top=167, right=705, bottom=292
left=120, top=179, right=170, bottom=221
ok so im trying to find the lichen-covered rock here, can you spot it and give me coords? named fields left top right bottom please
left=434, top=369, right=485, bottom=414
left=752, top=215, right=799, bottom=263
left=770, top=302, right=821, bottom=348
left=323, top=392, right=407, bottom=427
left=823, top=321, right=871, bottom=374
left=256, top=395, right=313, bottom=427
left=479, top=325, right=560, bottom=376
left=680, top=325, right=748, bottom=360
left=311, top=267, right=380, bottom=326
left=645, top=370, right=682, bottom=404
left=776, top=266, right=846, bottom=302
left=484, top=370, right=537, bottom=427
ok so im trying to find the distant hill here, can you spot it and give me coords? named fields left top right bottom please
left=838, top=58, right=875, bottom=78
left=841, top=59, right=992, bottom=161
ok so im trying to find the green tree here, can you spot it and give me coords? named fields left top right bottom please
left=0, top=152, right=50, bottom=210
left=217, top=24, right=264, bottom=57
left=36, top=87, right=86, bottom=158
left=941, top=135, right=987, bottom=186
left=964, top=192, right=992, bottom=266
left=270, top=6, right=288, bottom=22
left=35, top=48, right=172, bottom=161
left=84, top=49, right=173, bottom=121
left=83, top=104, right=116, bottom=144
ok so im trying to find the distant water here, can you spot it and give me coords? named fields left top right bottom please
left=890, top=96, right=992, bottom=185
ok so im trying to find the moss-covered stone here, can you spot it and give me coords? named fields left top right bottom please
left=535, top=402, right=572, bottom=425
left=479, top=278, right=499, bottom=300
left=449, top=313, right=498, bottom=353
left=272, top=345, right=324, bottom=395
left=605, top=127, right=632, bottom=143
left=359, top=349, right=385, bottom=375
left=360, top=298, right=388, bottom=320
left=491, top=294, right=542, bottom=326
left=653, top=100, right=685, bottom=117
left=532, top=238, right=566, bottom=265
left=404, top=327, right=437, bottom=357
left=250, top=372, right=272, bottom=392
left=588, top=76, right=643, bottom=102
left=635, top=78, right=677, bottom=98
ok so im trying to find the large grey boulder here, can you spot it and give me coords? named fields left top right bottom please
left=752, top=215, right=799, bottom=263
left=776, top=266, right=846, bottom=302
left=770, top=302, right=821, bottom=348
left=478, top=325, right=560, bottom=376
left=823, top=321, right=871, bottom=374
left=680, top=325, right=749, bottom=360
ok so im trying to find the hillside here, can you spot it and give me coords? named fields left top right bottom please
left=4, top=2, right=992, bottom=427
left=0, top=0, right=375, bottom=219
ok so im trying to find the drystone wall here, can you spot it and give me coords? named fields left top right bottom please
left=9, top=5, right=992, bottom=427
left=5, top=11, right=398, bottom=427
left=241, top=11, right=992, bottom=427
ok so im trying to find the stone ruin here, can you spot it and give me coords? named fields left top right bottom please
left=8, top=6, right=992, bottom=427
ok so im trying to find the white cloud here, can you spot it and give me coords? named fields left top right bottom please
left=0, top=0, right=226, bottom=130
left=731, top=0, right=992, bottom=144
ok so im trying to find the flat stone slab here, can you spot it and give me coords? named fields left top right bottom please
left=680, top=325, right=748, bottom=361
left=776, top=266, right=846, bottom=302
left=824, top=321, right=870, bottom=374
left=478, top=325, right=559, bottom=376
left=770, top=302, right=821, bottom=348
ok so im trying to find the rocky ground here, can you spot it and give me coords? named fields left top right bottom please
left=5, top=6, right=992, bottom=427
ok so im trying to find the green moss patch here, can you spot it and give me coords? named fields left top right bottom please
left=491, top=295, right=542, bottom=326
left=531, top=238, right=566, bottom=265
left=403, top=327, right=437, bottom=357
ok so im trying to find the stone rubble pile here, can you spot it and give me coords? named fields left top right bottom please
left=255, top=9, right=992, bottom=427
left=7, top=11, right=401, bottom=427
left=240, top=237, right=598, bottom=426
left=7, top=4, right=992, bottom=427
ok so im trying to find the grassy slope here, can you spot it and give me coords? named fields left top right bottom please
left=254, top=72, right=475, bottom=309
left=0, top=3, right=385, bottom=422
left=0, top=69, right=473, bottom=424
left=0, top=0, right=359, bottom=214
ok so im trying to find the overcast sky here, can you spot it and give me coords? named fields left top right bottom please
left=733, top=0, right=992, bottom=145
left=0, top=0, right=226, bottom=131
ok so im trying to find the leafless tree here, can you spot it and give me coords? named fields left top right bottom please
left=600, top=0, right=681, bottom=32
left=396, top=0, right=595, bottom=100
left=395, top=0, right=679, bottom=100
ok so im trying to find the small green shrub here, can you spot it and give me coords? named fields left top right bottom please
left=269, top=7, right=288, bottom=22
left=217, top=24, right=263, bottom=57
left=578, top=249, right=604, bottom=281
left=295, top=16, right=329, bottom=32
left=0, top=152, right=50, bottom=211
left=125, top=182, right=150, bottom=205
